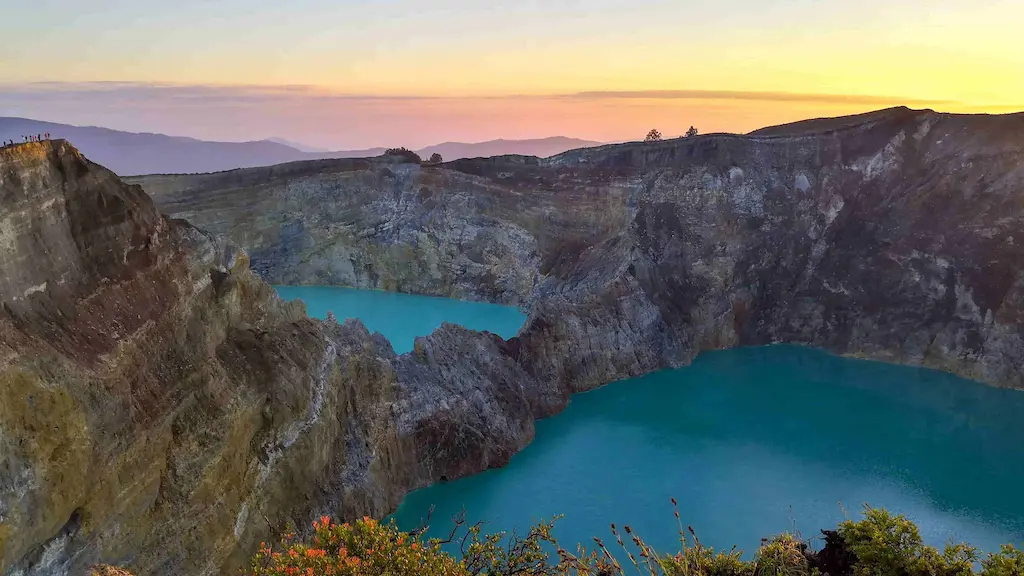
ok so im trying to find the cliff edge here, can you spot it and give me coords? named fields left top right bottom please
left=0, top=141, right=557, bottom=575
left=132, top=108, right=1024, bottom=390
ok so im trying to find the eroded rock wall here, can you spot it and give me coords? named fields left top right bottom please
left=523, top=108, right=1024, bottom=389
left=0, top=142, right=549, bottom=576
left=134, top=108, right=1024, bottom=390
left=128, top=156, right=631, bottom=306
left=6, top=105, right=1024, bottom=576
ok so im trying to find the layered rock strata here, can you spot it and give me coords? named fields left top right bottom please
left=134, top=107, right=1024, bottom=389
left=0, top=142, right=556, bottom=576
left=4, top=104, right=1024, bottom=575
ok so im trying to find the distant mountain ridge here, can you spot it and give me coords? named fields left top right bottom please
left=0, top=117, right=602, bottom=176
left=264, top=137, right=331, bottom=153
left=419, top=136, right=602, bottom=161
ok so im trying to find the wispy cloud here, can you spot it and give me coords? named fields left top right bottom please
left=566, top=89, right=958, bottom=106
left=1, top=82, right=1018, bottom=149
left=0, top=82, right=963, bottom=106
left=0, top=82, right=444, bottom=103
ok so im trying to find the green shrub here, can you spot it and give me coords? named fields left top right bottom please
left=247, top=505, right=1024, bottom=576
left=752, top=534, right=812, bottom=576
left=981, top=544, right=1024, bottom=576
left=249, top=516, right=463, bottom=576
left=837, top=506, right=976, bottom=576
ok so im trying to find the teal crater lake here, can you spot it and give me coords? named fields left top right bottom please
left=391, top=346, right=1024, bottom=556
left=274, top=285, right=527, bottom=354
left=274, top=286, right=1024, bottom=556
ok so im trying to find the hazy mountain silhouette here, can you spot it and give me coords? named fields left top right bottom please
left=1, top=117, right=603, bottom=175
left=418, top=137, right=602, bottom=160
left=264, top=137, right=331, bottom=153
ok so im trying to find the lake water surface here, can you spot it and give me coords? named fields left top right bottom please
left=274, top=285, right=526, bottom=354
left=275, top=286, right=1024, bottom=555
left=393, top=346, right=1024, bottom=555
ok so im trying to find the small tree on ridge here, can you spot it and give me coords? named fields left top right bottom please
left=644, top=129, right=662, bottom=142
left=384, top=147, right=422, bottom=163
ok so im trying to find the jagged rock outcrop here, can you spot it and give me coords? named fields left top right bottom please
left=133, top=107, right=1024, bottom=389
left=0, top=142, right=555, bottom=576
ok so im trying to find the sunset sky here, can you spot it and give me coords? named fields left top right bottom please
left=2, top=0, right=1022, bottom=149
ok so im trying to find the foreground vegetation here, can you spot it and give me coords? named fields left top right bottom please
left=247, top=503, right=1024, bottom=576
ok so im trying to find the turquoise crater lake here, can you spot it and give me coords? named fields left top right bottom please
left=274, top=285, right=527, bottom=354
left=275, top=286, right=1024, bottom=555
left=391, top=346, right=1024, bottom=556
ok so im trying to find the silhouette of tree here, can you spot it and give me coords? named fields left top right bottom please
left=429, top=153, right=443, bottom=164
left=384, top=147, right=422, bottom=163
left=685, top=126, right=699, bottom=137
left=644, top=129, right=662, bottom=142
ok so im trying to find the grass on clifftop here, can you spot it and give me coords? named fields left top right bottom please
left=242, top=503, right=1024, bottom=576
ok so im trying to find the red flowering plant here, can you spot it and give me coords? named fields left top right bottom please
left=249, top=515, right=464, bottom=576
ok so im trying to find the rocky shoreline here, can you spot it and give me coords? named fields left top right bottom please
left=2, top=105, right=1024, bottom=575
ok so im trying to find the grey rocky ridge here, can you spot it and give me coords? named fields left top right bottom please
left=133, top=106, right=1024, bottom=391
left=1, top=104, right=1022, bottom=576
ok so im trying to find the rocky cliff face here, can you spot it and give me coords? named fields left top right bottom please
left=0, top=142, right=555, bottom=576
left=7, top=106, right=1024, bottom=575
left=129, top=156, right=630, bottom=306
left=133, top=107, right=1024, bottom=390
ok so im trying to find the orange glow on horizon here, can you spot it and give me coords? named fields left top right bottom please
left=2, top=0, right=1021, bottom=147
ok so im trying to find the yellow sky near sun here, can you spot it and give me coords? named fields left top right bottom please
left=2, top=0, right=1021, bottom=147
left=4, top=0, right=1023, bottom=111
left=136, top=4, right=1024, bottom=110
